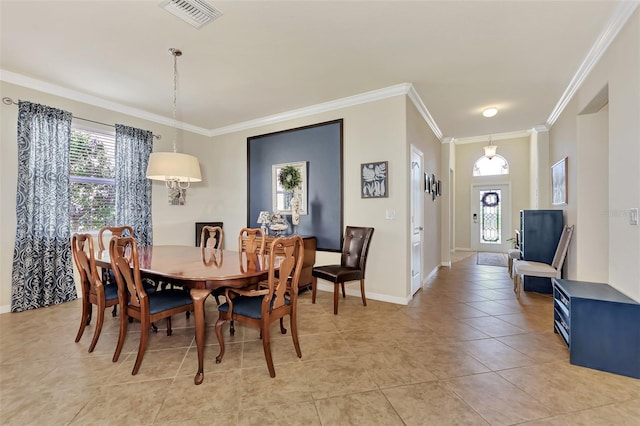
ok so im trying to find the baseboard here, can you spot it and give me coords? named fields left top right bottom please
left=314, top=283, right=410, bottom=305
left=0, top=305, right=11, bottom=314
left=455, top=247, right=474, bottom=252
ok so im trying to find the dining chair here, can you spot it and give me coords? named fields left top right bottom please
left=200, top=225, right=225, bottom=304
left=72, top=233, right=120, bottom=353
left=513, top=225, right=575, bottom=298
left=215, top=235, right=304, bottom=377
left=109, top=236, right=194, bottom=375
left=200, top=225, right=224, bottom=250
left=238, top=227, right=266, bottom=269
left=312, top=226, right=374, bottom=314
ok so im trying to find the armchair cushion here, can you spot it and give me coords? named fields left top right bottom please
left=104, top=283, right=119, bottom=302
left=145, top=290, right=193, bottom=315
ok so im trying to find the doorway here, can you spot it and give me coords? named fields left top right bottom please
left=470, top=183, right=511, bottom=253
left=410, top=146, right=424, bottom=295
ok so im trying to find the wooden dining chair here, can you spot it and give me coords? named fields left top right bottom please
left=200, top=225, right=224, bottom=250
left=513, top=225, right=575, bottom=298
left=72, top=233, right=120, bottom=353
left=238, top=227, right=266, bottom=269
left=312, top=226, right=374, bottom=314
left=109, top=236, right=194, bottom=375
left=215, top=235, right=304, bottom=377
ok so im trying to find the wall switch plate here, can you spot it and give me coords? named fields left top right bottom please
left=631, top=208, right=638, bottom=225
left=385, top=209, right=396, bottom=220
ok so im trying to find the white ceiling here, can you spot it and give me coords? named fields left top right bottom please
left=0, top=1, right=635, bottom=140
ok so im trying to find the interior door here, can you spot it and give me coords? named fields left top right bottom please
left=470, top=183, right=511, bottom=253
left=410, top=147, right=424, bottom=295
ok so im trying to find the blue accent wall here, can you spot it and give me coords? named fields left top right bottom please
left=247, top=120, right=343, bottom=251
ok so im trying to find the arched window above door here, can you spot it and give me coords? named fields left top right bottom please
left=473, top=155, right=509, bottom=176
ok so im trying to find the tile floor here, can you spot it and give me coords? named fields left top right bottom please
left=1, top=252, right=639, bottom=425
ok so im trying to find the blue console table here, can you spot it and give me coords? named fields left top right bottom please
left=553, top=278, right=640, bottom=378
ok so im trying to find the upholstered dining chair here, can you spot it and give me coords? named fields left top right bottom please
left=215, top=235, right=304, bottom=377
left=312, top=226, right=374, bottom=315
left=97, top=226, right=135, bottom=316
left=72, top=233, right=120, bottom=353
left=513, top=225, right=575, bottom=298
left=109, top=236, right=194, bottom=375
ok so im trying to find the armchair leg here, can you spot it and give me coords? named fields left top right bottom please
left=360, top=278, right=367, bottom=307
left=311, top=277, right=317, bottom=304
left=261, top=323, right=275, bottom=378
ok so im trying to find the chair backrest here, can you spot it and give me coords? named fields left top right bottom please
left=98, top=226, right=134, bottom=253
left=238, top=228, right=266, bottom=270
left=109, top=236, right=146, bottom=309
left=341, top=226, right=375, bottom=276
left=200, top=225, right=224, bottom=249
left=71, top=233, right=102, bottom=296
left=263, top=236, right=304, bottom=313
left=551, top=225, right=575, bottom=271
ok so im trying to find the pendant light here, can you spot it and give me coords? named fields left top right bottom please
left=146, top=48, right=202, bottom=205
left=483, top=135, right=497, bottom=159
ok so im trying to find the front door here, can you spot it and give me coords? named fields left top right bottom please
left=410, top=147, right=424, bottom=295
left=471, top=184, right=511, bottom=253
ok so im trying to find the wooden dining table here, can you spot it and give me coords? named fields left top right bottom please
left=95, top=245, right=269, bottom=385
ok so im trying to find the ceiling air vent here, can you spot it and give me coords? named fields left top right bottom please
left=159, top=0, right=223, bottom=29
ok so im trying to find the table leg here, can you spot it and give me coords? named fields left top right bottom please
left=191, top=288, right=212, bottom=385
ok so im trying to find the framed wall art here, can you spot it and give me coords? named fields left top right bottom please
left=551, top=157, right=568, bottom=205
left=361, top=161, right=388, bottom=198
left=425, top=172, right=431, bottom=193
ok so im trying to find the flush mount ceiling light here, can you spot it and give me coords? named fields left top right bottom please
left=483, top=135, right=497, bottom=159
left=482, top=107, right=498, bottom=118
left=159, top=0, right=223, bottom=29
left=146, top=48, right=202, bottom=205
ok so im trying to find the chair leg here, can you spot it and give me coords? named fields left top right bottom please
left=113, top=311, right=128, bottom=363
left=111, top=305, right=118, bottom=317
left=311, top=277, right=317, bottom=304
left=75, top=299, right=90, bottom=343
left=261, top=323, right=275, bottom=378
left=360, top=278, right=367, bottom=307
left=214, top=318, right=226, bottom=364
left=341, top=283, right=346, bottom=298
left=166, top=317, right=172, bottom=336
left=279, top=317, right=287, bottom=334
left=333, top=283, right=340, bottom=315
left=88, top=301, right=106, bottom=353
left=290, top=311, right=302, bottom=359
left=132, top=317, right=149, bottom=375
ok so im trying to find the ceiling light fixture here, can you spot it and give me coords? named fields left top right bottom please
left=146, top=48, right=202, bottom=205
left=482, top=107, right=498, bottom=118
left=483, top=135, right=497, bottom=159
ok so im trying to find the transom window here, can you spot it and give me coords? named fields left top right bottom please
left=473, top=154, right=509, bottom=176
left=69, top=128, right=116, bottom=232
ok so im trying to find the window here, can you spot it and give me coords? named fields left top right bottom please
left=69, top=128, right=116, bottom=232
left=473, top=155, right=509, bottom=176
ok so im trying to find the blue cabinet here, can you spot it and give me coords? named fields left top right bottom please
left=519, top=210, right=563, bottom=293
left=553, top=279, right=640, bottom=379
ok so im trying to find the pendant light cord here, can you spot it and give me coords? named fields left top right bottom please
left=170, top=48, right=182, bottom=153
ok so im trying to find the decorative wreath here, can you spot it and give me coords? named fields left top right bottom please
left=481, top=191, right=500, bottom=207
left=278, top=165, right=302, bottom=191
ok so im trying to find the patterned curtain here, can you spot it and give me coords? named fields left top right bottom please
left=11, top=101, right=76, bottom=312
left=115, top=124, right=153, bottom=247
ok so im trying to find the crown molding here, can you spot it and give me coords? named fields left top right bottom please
left=0, top=69, right=210, bottom=136
left=546, top=1, right=639, bottom=128
left=208, top=83, right=414, bottom=136
left=406, top=84, right=443, bottom=141
left=452, top=129, right=533, bottom=145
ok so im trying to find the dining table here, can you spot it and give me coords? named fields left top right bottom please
left=95, top=245, right=269, bottom=385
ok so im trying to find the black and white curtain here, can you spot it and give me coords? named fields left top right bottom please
left=11, top=101, right=76, bottom=312
left=115, top=124, right=153, bottom=247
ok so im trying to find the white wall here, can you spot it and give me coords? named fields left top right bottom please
left=549, top=9, right=640, bottom=300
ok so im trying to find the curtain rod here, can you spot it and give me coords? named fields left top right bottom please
left=2, top=97, right=161, bottom=140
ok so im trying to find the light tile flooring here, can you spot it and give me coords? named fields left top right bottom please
left=1, top=253, right=639, bottom=425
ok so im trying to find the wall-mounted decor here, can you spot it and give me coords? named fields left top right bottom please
left=424, top=172, right=431, bottom=193
left=437, top=180, right=442, bottom=197
left=431, top=173, right=437, bottom=201
left=272, top=161, right=307, bottom=215
left=248, top=119, right=343, bottom=251
left=361, top=161, right=388, bottom=198
left=551, top=157, right=568, bottom=205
